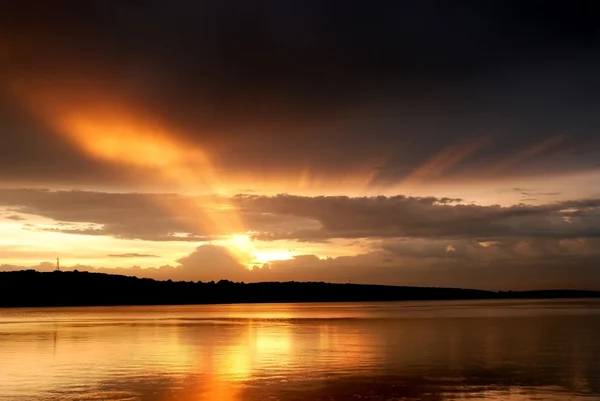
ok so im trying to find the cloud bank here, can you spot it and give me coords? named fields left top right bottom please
left=2, top=189, right=599, bottom=242
left=1, top=189, right=599, bottom=290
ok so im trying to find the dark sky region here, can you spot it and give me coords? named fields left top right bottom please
left=1, top=1, right=600, bottom=290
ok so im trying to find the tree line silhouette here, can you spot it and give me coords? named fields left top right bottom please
left=0, top=270, right=598, bottom=308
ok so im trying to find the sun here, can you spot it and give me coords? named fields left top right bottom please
left=252, top=249, right=294, bottom=264
left=227, top=234, right=294, bottom=268
left=231, top=234, right=252, bottom=249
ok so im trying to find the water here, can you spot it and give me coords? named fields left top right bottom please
left=1, top=299, right=599, bottom=401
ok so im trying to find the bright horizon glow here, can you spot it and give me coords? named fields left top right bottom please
left=2, top=77, right=599, bottom=289
left=227, top=234, right=294, bottom=268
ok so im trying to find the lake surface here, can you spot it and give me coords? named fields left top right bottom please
left=1, top=299, right=599, bottom=401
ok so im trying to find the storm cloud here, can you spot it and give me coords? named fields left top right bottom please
left=0, top=1, right=599, bottom=188
left=236, top=194, right=600, bottom=241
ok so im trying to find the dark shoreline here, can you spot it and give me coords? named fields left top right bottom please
left=1, top=270, right=598, bottom=308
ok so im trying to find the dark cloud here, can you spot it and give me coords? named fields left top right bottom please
left=512, top=188, right=563, bottom=202
left=0, top=1, right=599, bottom=186
left=2, top=189, right=600, bottom=244
left=237, top=194, right=600, bottom=241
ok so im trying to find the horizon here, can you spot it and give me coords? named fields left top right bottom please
left=1, top=1, right=600, bottom=291
left=3, top=269, right=599, bottom=310
left=4, top=268, right=600, bottom=294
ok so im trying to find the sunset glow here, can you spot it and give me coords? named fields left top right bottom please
left=2, top=3, right=600, bottom=401
left=0, top=1, right=599, bottom=291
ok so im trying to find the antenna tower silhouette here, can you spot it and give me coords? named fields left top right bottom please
left=56, top=257, right=60, bottom=271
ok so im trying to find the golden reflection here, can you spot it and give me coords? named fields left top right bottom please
left=253, top=323, right=293, bottom=360
left=200, top=346, right=249, bottom=401
left=1, top=302, right=598, bottom=401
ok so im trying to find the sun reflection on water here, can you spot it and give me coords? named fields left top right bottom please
left=1, top=301, right=599, bottom=401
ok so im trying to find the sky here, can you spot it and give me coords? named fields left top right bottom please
left=1, top=0, right=600, bottom=290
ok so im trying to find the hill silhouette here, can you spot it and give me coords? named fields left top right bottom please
left=0, top=270, right=598, bottom=308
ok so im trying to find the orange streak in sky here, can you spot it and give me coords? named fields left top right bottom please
left=11, top=85, right=254, bottom=264
left=483, top=134, right=566, bottom=175
left=59, top=111, right=244, bottom=235
left=401, top=138, right=489, bottom=186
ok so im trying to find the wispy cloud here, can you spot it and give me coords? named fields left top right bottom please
left=108, top=253, right=159, bottom=258
left=4, top=214, right=26, bottom=221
